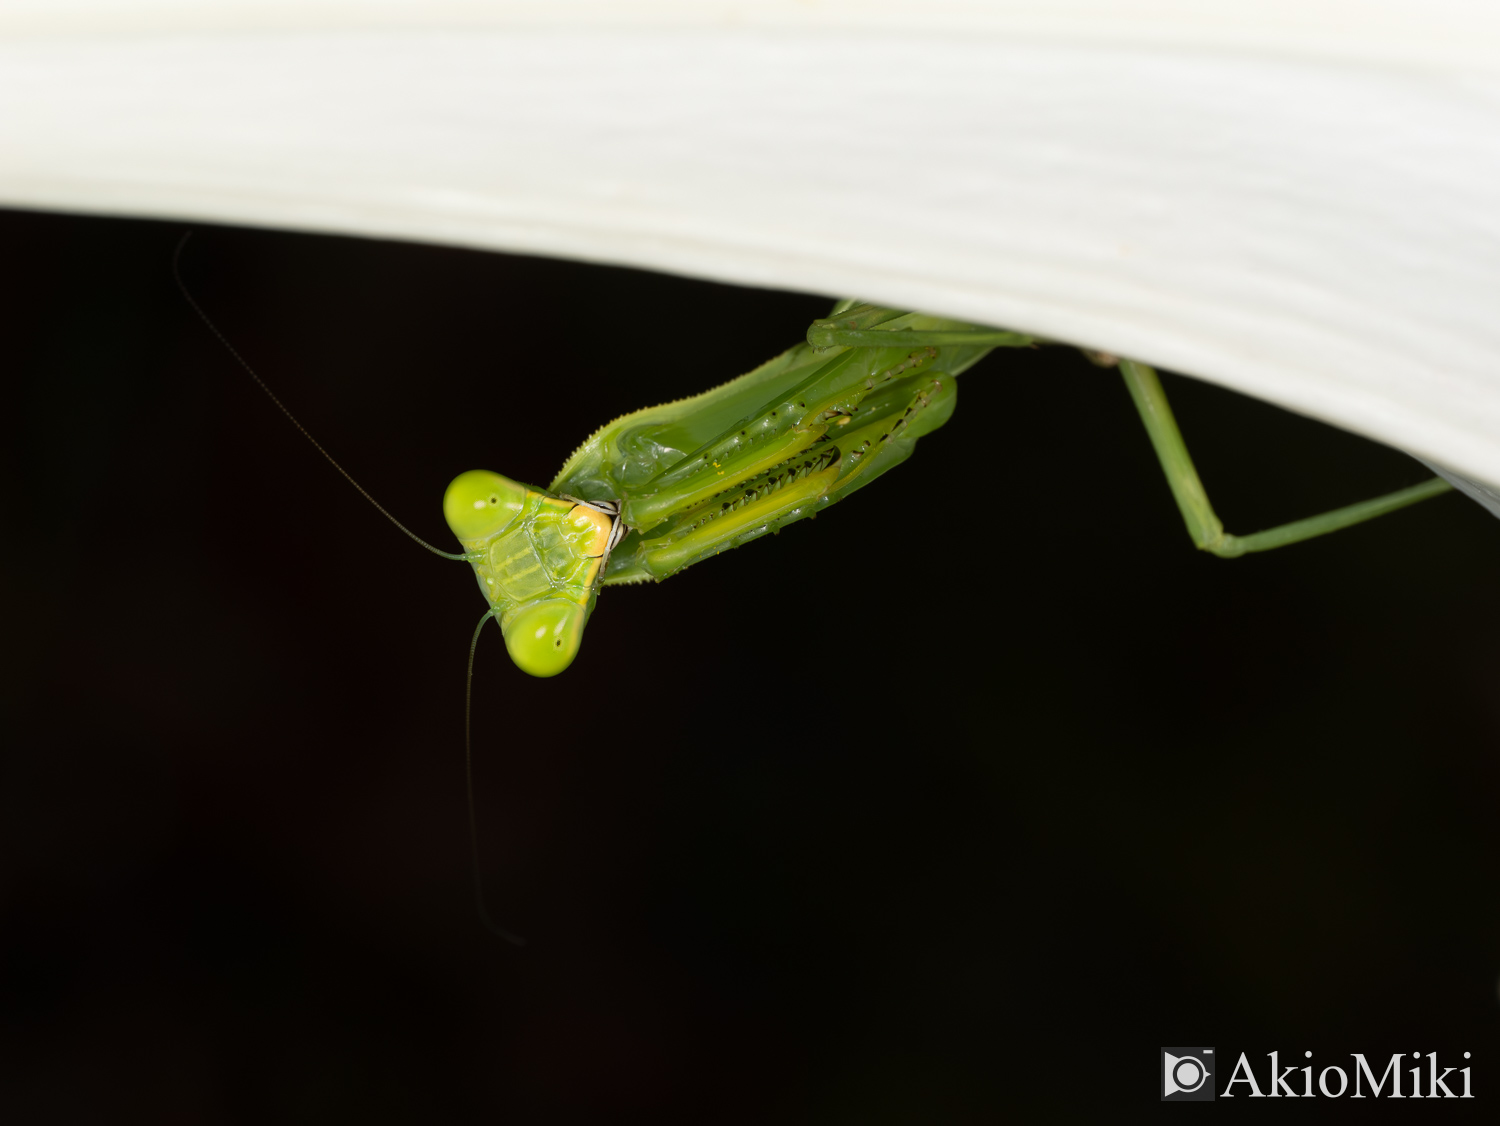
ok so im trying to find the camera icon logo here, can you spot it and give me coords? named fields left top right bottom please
left=1162, top=1047, right=1215, bottom=1101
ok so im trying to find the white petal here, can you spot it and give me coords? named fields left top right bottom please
left=4, top=2, right=1500, bottom=492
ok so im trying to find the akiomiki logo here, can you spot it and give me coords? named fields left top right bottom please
left=1161, top=1047, right=1476, bottom=1101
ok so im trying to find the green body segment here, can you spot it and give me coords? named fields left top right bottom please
left=443, top=470, right=614, bottom=677
left=554, top=306, right=1016, bottom=585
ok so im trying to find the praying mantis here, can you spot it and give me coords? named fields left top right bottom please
left=443, top=302, right=1453, bottom=677
left=178, top=250, right=1455, bottom=681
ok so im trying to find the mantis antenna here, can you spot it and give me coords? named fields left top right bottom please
left=174, top=234, right=524, bottom=943
left=171, top=232, right=467, bottom=562
left=466, top=610, right=525, bottom=946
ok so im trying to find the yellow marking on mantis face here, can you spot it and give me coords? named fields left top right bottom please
left=443, top=470, right=614, bottom=677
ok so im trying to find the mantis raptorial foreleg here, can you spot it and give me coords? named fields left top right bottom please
left=590, top=307, right=1029, bottom=587
left=617, top=372, right=957, bottom=580
left=1119, top=359, right=1453, bottom=557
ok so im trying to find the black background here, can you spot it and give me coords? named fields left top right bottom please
left=3, top=210, right=1497, bottom=1123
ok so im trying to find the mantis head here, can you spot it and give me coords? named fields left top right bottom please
left=443, top=469, right=615, bottom=677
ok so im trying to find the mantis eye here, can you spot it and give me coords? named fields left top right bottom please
left=501, top=600, right=587, bottom=678
left=444, top=470, right=528, bottom=541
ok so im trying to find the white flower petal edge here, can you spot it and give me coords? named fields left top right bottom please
left=3, top=2, right=1500, bottom=498
left=1422, top=464, right=1500, bottom=521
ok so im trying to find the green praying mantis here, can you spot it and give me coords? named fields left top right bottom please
left=179, top=256, right=1454, bottom=681
left=444, top=300, right=1455, bottom=678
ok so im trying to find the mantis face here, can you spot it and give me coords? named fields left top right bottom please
left=443, top=469, right=622, bottom=677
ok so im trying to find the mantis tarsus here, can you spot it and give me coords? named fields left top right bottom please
left=175, top=241, right=1454, bottom=940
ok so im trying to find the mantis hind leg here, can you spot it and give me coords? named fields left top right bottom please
left=1119, top=359, right=1452, bottom=556
left=812, top=313, right=1452, bottom=553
